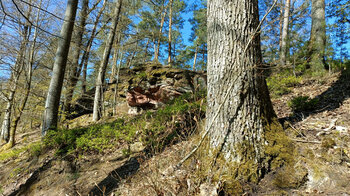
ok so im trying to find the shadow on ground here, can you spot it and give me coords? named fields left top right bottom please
left=88, top=156, right=142, bottom=196
left=281, top=70, right=350, bottom=124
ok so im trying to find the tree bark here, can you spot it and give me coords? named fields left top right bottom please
left=109, top=34, right=121, bottom=83
left=42, top=0, right=78, bottom=134
left=93, top=0, right=123, bottom=122
left=207, top=0, right=276, bottom=180
left=308, top=0, right=326, bottom=70
left=64, top=0, right=89, bottom=115
left=280, top=0, right=290, bottom=66
left=167, top=0, right=173, bottom=65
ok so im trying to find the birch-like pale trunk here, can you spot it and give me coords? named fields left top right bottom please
left=42, top=0, right=78, bottom=134
left=192, top=46, right=198, bottom=71
left=278, top=0, right=284, bottom=52
left=280, top=0, right=290, bottom=66
left=207, top=0, right=276, bottom=180
left=93, top=0, right=123, bottom=122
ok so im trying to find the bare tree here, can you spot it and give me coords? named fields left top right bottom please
left=7, top=0, right=43, bottom=148
left=0, top=0, right=32, bottom=144
left=92, top=0, right=123, bottom=122
left=280, top=0, right=290, bottom=66
left=81, top=0, right=107, bottom=94
left=42, top=0, right=78, bottom=134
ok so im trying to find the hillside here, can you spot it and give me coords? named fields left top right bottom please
left=1, top=67, right=350, bottom=195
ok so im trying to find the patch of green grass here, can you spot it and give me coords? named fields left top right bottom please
left=10, top=167, right=23, bottom=178
left=0, top=141, right=42, bottom=162
left=0, top=147, right=26, bottom=162
left=44, top=92, right=206, bottom=156
left=288, top=96, right=319, bottom=113
left=267, top=74, right=302, bottom=98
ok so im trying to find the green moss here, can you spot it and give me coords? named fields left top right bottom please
left=267, top=74, right=302, bottom=98
left=44, top=92, right=206, bottom=156
left=321, top=137, right=336, bottom=150
left=273, top=165, right=308, bottom=189
left=10, top=167, right=23, bottom=178
left=0, top=141, right=42, bottom=162
left=0, top=147, right=26, bottom=161
left=194, top=118, right=298, bottom=194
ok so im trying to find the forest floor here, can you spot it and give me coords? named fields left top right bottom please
left=1, top=70, right=350, bottom=195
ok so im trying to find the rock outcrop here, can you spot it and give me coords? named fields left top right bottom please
left=71, top=63, right=206, bottom=117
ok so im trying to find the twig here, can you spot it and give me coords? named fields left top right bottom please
left=94, top=182, right=105, bottom=196
left=286, top=121, right=306, bottom=138
left=176, top=0, right=279, bottom=169
left=292, top=139, right=321, bottom=144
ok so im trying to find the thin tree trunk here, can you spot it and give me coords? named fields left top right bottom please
left=279, top=0, right=284, bottom=53
left=193, top=46, right=198, bottom=71
left=0, top=2, right=31, bottom=143
left=154, top=1, right=167, bottom=62
left=64, top=0, right=89, bottom=115
left=207, top=0, right=277, bottom=181
left=42, top=0, right=78, bottom=134
left=81, top=0, right=107, bottom=94
left=280, top=0, right=290, bottom=66
left=109, top=34, right=121, bottom=83
left=93, top=0, right=123, bottom=122
left=144, top=38, right=150, bottom=62
left=8, top=0, right=42, bottom=147
left=167, top=0, right=173, bottom=65
left=308, top=0, right=326, bottom=70
left=113, top=52, right=123, bottom=116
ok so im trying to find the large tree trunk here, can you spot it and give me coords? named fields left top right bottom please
left=42, top=0, right=78, bottom=134
left=207, top=0, right=276, bottom=181
left=167, top=0, right=173, bottom=65
left=64, top=0, right=89, bottom=115
left=308, top=0, right=326, bottom=70
left=93, top=0, right=123, bottom=122
left=280, top=0, right=290, bottom=66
